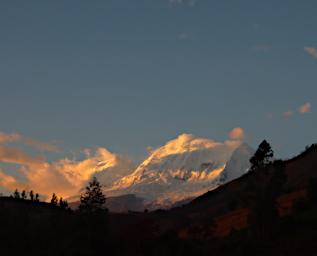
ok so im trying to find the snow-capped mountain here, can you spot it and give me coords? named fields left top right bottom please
left=104, top=134, right=253, bottom=208
left=219, top=143, right=254, bottom=183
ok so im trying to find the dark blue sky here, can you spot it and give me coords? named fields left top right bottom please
left=0, top=0, right=316, bottom=159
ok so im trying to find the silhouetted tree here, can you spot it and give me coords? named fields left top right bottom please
left=13, top=189, right=20, bottom=199
left=250, top=140, right=274, bottom=171
left=29, top=190, right=34, bottom=201
left=59, top=197, right=69, bottom=210
left=79, top=177, right=106, bottom=213
left=21, top=190, right=27, bottom=200
left=50, top=193, right=58, bottom=206
left=35, top=193, right=40, bottom=202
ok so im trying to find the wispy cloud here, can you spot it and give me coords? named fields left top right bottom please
left=0, top=169, right=25, bottom=192
left=278, top=102, right=312, bottom=120
left=268, top=102, right=312, bottom=121
left=23, top=137, right=59, bottom=152
left=304, top=47, right=317, bottom=59
left=0, top=131, right=59, bottom=152
left=0, top=146, right=46, bottom=166
left=0, top=132, right=21, bottom=144
left=283, top=111, right=293, bottom=119
left=297, top=102, right=311, bottom=114
left=228, top=127, right=245, bottom=140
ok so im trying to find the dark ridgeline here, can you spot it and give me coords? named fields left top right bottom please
left=1, top=143, right=317, bottom=255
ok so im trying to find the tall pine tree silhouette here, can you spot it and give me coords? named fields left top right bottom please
left=250, top=140, right=274, bottom=171
left=79, top=177, right=106, bottom=213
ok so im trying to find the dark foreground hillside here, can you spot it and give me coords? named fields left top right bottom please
left=1, top=144, right=317, bottom=256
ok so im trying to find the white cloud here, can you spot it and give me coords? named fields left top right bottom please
left=304, top=47, right=317, bottom=59
left=298, top=102, right=311, bottom=114
left=228, top=127, right=245, bottom=140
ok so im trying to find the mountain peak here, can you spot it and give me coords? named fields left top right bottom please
left=105, top=134, right=248, bottom=206
left=149, top=133, right=223, bottom=159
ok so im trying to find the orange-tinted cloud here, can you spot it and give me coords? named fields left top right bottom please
left=228, top=127, right=245, bottom=140
left=0, top=132, right=22, bottom=144
left=0, top=146, right=46, bottom=166
left=0, top=170, right=26, bottom=192
left=298, top=102, right=311, bottom=114
left=0, top=145, right=133, bottom=200
left=22, top=137, right=59, bottom=152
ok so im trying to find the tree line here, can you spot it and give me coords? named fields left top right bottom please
left=10, top=176, right=107, bottom=213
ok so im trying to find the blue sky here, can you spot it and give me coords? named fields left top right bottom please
left=0, top=0, right=316, bottom=160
